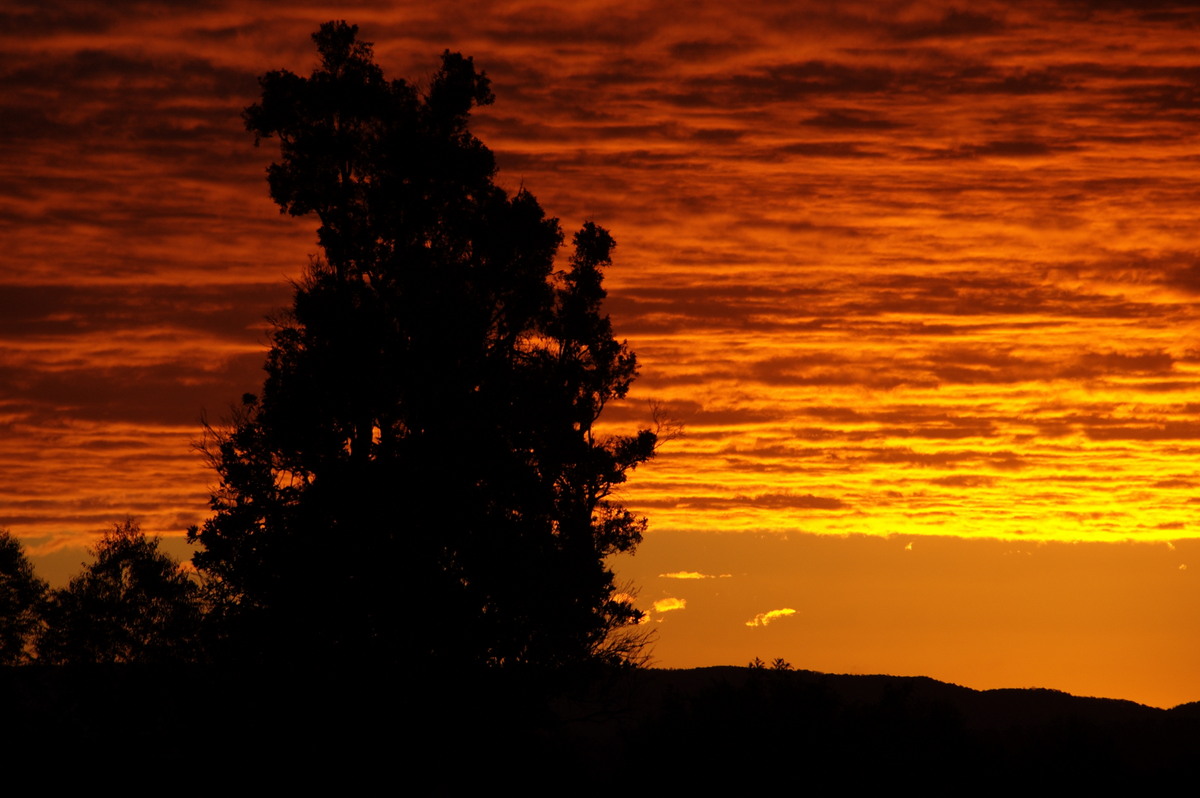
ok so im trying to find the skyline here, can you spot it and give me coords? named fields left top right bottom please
left=4, top=1, right=1200, bottom=706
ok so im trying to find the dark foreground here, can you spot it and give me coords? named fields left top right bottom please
left=3, top=664, right=1197, bottom=791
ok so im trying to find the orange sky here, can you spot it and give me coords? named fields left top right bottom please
left=4, top=1, right=1200, bottom=707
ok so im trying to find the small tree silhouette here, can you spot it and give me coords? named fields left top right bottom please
left=39, top=519, right=202, bottom=664
left=0, top=529, right=47, bottom=665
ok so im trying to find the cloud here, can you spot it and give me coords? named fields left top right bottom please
left=1084, top=422, right=1200, bottom=441
left=803, top=109, right=906, bottom=130
left=8, top=0, right=1200, bottom=550
left=653, top=597, right=687, bottom=613
left=659, top=571, right=732, bottom=579
left=852, top=448, right=1028, bottom=470
left=745, top=608, right=797, bottom=628
left=644, top=493, right=848, bottom=511
left=668, top=38, right=752, bottom=62
left=775, top=141, right=883, bottom=159
left=888, top=9, right=1007, bottom=41
left=930, top=475, right=997, bottom=487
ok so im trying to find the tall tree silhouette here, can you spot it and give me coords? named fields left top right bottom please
left=190, top=22, right=656, bottom=666
left=0, top=530, right=47, bottom=665
left=39, top=519, right=203, bottom=664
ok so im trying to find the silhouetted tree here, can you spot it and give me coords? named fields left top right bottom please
left=190, top=22, right=656, bottom=667
left=0, top=529, right=47, bottom=665
left=39, top=519, right=203, bottom=664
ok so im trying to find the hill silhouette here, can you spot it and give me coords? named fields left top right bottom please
left=3, top=664, right=1196, bottom=790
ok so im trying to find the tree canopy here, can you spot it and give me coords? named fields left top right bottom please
left=0, top=530, right=47, bottom=665
left=189, top=22, right=656, bottom=667
left=38, top=519, right=202, bottom=665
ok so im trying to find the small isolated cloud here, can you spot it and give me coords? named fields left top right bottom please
left=905, top=542, right=913, bottom=551
left=745, top=608, right=796, bottom=627
left=653, top=597, right=687, bottom=613
left=1180, top=564, right=1188, bottom=571
left=611, top=591, right=655, bottom=623
left=659, top=571, right=732, bottom=579
left=1167, top=541, right=1176, bottom=551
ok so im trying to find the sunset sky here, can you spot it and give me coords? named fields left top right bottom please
left=5, top=0, right=1200, bottom=707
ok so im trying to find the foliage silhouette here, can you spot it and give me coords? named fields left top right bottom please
left=190, top=21, right=657, bottom=667
left=0, top=529, right=47, bottom=665
left=38, top=518, right=202, bottom=664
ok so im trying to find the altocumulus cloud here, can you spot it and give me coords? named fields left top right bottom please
left=653, top=597, right=687, bottom=613
left=745, top=608, right=796, bottom=627
left=659, top=571, right=732, bottom=579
